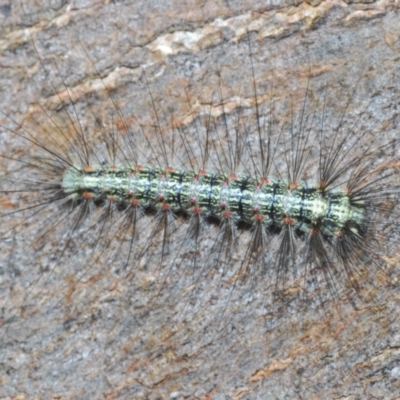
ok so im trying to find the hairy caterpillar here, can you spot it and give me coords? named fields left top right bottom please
left=1, top=1, right=400, bottom=399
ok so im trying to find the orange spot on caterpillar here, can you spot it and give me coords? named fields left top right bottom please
left=309, top=227, right=321, bottom=235
left=83, top=165, right=95, bottom=173
left=318, top=180, right=328, bottom=189
left=284, top=217, right=295, bottom=225
left=160, top=203, right=170, bottom=211
left=229, top=173, right=237, bottom=180
left=82, top=191, right=93, bottom=200
left=222, top=210, right=233, bottom=218
left=254, top=214, right=265, bottom=222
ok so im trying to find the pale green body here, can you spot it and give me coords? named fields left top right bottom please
left=62, top=165, right=365, bottom=236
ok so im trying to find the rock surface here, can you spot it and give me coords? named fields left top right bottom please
left=1, top=0, right=400, bottom=399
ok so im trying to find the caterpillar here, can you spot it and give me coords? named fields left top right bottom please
left=1, top=1, right=400, bottom=399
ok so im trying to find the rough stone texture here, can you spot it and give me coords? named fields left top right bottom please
left=1, top=0, right=400, bottom=399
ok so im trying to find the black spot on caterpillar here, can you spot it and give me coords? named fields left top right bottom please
left=1, top=2, right=400, bottom=399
